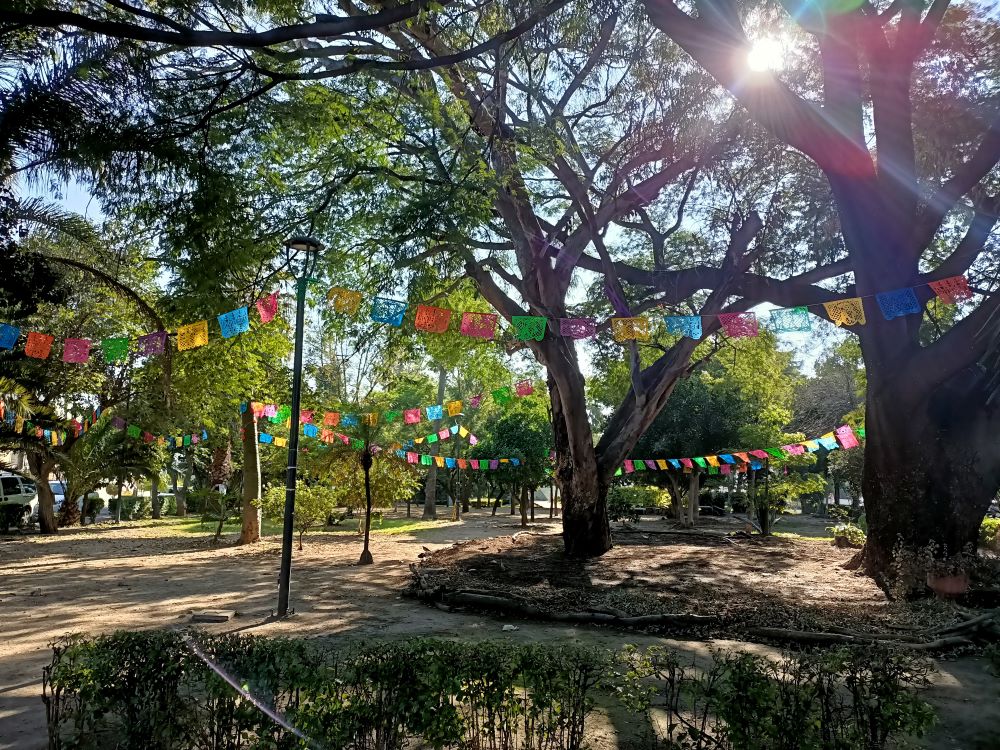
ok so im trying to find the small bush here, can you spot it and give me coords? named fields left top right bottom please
left=828, top=522, right=866, bottom=548
left=82, top=496, right=104, bottom=524
left=107, top=496, right=151, bottom=520
left=980, top=518, right=1000, bottom=552
left=607, top=486, right=667, bottom=522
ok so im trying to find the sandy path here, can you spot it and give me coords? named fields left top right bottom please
left=1, top=510, right=997, bottom=749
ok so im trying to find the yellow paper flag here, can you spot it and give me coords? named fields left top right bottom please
left=706, top=456, right=720, bottom=467
left=327, top=287, right=363, bottom=315
left=363, top=413, right=377, bottom=426
left=447, top=400, right=463, bottom=417
left=611, top=317, right=650, bottom=342
left=459, top=426, right=469, bottom=438
left=274, top=436, right=287, bottom=447
left=415, top=437, right=424, bottom=444
left=823, top=298, right=866, bottom=327
left=177, top=320, right=209, bottom=351
left=435, top=456, right=445, bottom=468
left=656, top=459, right=668, bottom=470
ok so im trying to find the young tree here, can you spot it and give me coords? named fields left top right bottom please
left=642, top=0, right=1000, bottom=575
left=262, top=480, right=337, bottom=550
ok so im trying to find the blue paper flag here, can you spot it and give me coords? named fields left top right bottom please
left=769, top=307, right=812, bottom=333
left=0, top=323, right=20, bottom=350
left=259, top=433, right=274, bottom=444
left=449, top=424, right=459, bottom=434
left=664, top=315, right=702, bottom=339
left=818, top=436, right=838, bottom=450
left=201, top=430, right=208, bottom=440
left=218, top=306, right=250, bottom=338
left=445, top=458, right=456, bottom=469
left=511, top=458, right=521, bottom=466
left=239, top=402, right=248, bottom=414
left=876, top=288, right=921, bottom=321
left=426, top=404, right=443, bottom=420
left=750, top=460, right=763, bottom=470
left=342, top=414, right=359, bottom=427
left=370, top=297, right=407, bottom=326
left=669, top=459, right=682, bottom=469
left=303, top=424, right=319, bottom=438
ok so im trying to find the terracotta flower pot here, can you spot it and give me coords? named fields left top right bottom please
left=926, top=572, right=970, bottom=598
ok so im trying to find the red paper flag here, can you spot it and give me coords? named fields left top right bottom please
left=323, top=412, right=340, bottom=426
left=404, top=408, right=421, bottom=424
left=928, top=275, right=972, bottom=304
left=62, top=338, right=91, bottom=363
left=835, top=425, right=860, bottom=449
left=25, top=332, right=55, bottom=359
left=256, top=292, right=280, bottom=323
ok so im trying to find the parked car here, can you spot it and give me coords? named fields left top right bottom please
left=0, top=472, right=38, bottom=530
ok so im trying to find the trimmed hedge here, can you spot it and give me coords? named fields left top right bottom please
left=43, top=632, right=935, bottom=750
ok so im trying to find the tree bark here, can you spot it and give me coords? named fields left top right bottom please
left=177, top=450, right=192, bottom=517
left=29, top=452, right=57, bottom=534
left=150, top=473, right=161, bottom=519
left=238, top=409, right=261, bottom=544
left=519, top=484, right=528, bottom=528
left=422, top=368, right=446, bottom=520
left=858, top=370, right=1000, bottom=577
left=686, top=471, right=699, bottom=528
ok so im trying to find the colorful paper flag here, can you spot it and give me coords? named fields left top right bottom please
left=300, top=409, right=314, bottom=423
left=664, top=316, right=702, bottom=339
left=437, top=428, right=449, bottom=440
left=559, top=318, right=596, bottom=340
left=928, top=275, right=972, bottom=304
left=460, top=311, right=499, bottom=340
left=718, top=312, right=759, bottom=338
left=492, top=387, right=513, bottom=406
left=515, top=380, right=534, bottom=396
left=0, top=324, right=21, bottom=350
left=324, top=412, right=340, bottom=426
left=426, top=404, right=443, bottom=420
left=100, top=337, right=130, bottom=362
left=624, top=460, right=635, bottom=473
left=303, top=424, right=319, bottom=438
left=511, top=315, right=547, bottom=341
left=177, top=320, right=209, bottom=351
left=328, top=287, right=363, bottom=315
left=427, top=433, right=438, bottom=444
left=385, top=410, right=401, bottom=423
left=611, top=317, right=650, bottom=342
left=414, top=305, right=452, bottom=333
left=823, top=298, right=866, bottom=327
left=218, top=306, right=250, bottom=338
left=835, top=425, right=860, bottom=449
left=25, top=332, right=55, bottom=359
left=447, top=400, right=463, bottom=417
left=62, top=338, right=91, bottom=363
left=769, top=307, right=811, bottom=333
left=256, top=292, right=280, bottom=323
left=137, top=331, right=167, bottom=356
left=370, top=297, right=407, bottom=326
left=363, top=413, right=377, bottom=426
left=470, top=394, right=483, bottom=408
left=404, top=408, right=421, bottom=424
left=876, top=288, right=921, bottom=320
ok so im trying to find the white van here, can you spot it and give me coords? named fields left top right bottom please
left=0, top=472, right=38, bottom=530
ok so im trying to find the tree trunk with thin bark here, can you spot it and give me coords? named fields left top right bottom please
left=28, top=452, right=57, bottom=534
left=150, top=473, right=161, bottom=519
left=686, top=471, right=699, bottom=528
left=423, top=369, right=446, bottom=520
left=239, top=408, right=261, bottom=544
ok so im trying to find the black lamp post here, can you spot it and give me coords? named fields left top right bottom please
left=276, top=234, right=323, bottom=618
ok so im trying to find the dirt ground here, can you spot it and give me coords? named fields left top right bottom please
left=1, top=509, right=998, bottom=749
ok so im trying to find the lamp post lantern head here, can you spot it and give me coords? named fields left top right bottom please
left=284, top=235, right=324, bottom=254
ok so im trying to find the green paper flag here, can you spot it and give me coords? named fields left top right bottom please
left=351, top=438, right=364, bottom=450
left=427, top=433, right=439, bottom=443
left=421, top=454, right=432, bottom=466
left=765, top=448, right=784, bottom=459
left=183, top=435, right=191, bottom=446
left=693, top=457, right=708, bottom=468
left=857, top=427, right=866, bottom=439
left=511, top=315, right=547, bottom=341
left=633, top=460, right=646, bottom=471
left=708, top=466, right=719, bottom=475
left=614, top=467, right=622, bottom=476
left=126, top=425, right=140, bottom=438
left=385, top=410, right=401, bottom=423
left=492, top=387, right=513, bottom=406
left=101, top=337, right=130, bottom=363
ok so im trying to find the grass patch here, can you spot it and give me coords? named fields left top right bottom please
left=136, top=515, right=457, bottom=538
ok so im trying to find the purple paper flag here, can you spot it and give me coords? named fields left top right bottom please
left=137, top=331, right=167, bottom=356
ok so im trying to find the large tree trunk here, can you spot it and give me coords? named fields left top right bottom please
left=29, top=452, right=57, bottom=534
left=686, top=471, right=699, bottom=528
left=239, top=409, right=261, bottom=544
left=519, top=484, right=528, bottom=528
left=858, top=368, right=1000, bottom=578
left=422, top=368, right=447, bottom=520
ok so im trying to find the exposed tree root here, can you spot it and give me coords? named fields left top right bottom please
left=407, top=564, right=1000, bottom=650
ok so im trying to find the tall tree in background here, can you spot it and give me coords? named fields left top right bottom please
left=643, top=0, right=1000, bottom=576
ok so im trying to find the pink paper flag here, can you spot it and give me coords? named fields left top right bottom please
left=750, top=449, right=769, bottom=459
left=718, top=312, right=759, bottom=338
left=256, top=292, right=279, bottom=323
left=469, top=434, right=478, bottom=446
left=559, top=318, right=596, bottom=339
left=460, top=311, right=499, bottom=340
left=624, top=460, right=634, bottom=473
left=782, top=444, right=805, bottom=455
left=470, top=394, right=483, bottom=408
left=438, top=428, right=449, bottom=440
left=720, top=464, right=731, bottom=475
left=680, top=458, right=693, bottom=468
left=62, top=338, right=91, bottom=363
left=515, top=379, right=534, bottom=396
left=835, top=425, right=860, bottom=449
left=407, top=452, right=418, bottom=464
left=264, top=404, right=278, bottom=417
left=404, top=408, right=421, bottom=424
left=300, top=410, right=313, bottom=424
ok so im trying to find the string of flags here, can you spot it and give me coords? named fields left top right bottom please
left=618, top=425, right=865, bottom=476
left=0, top=292, right=280, bottom=363
left=240, top=383, right=536, bottom=428
left=328, top=275, right=973, bottom=342
left=108, top=416, right=208, bottom=451
left=255, top=422, right=518, bottom=468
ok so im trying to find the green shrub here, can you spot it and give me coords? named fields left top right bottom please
left=107, top=496, right=151, bottom=520
left=608, top=486, right=668, bottom=522
left=828, top=522, right=867, bottom=549
left=43, top=632, right=607, bottom=750
left=980, top=517, right=1000, bottom=552
left=82, top=495, right=104, bottom=524
left=617, top=644, right=935, bottom=750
